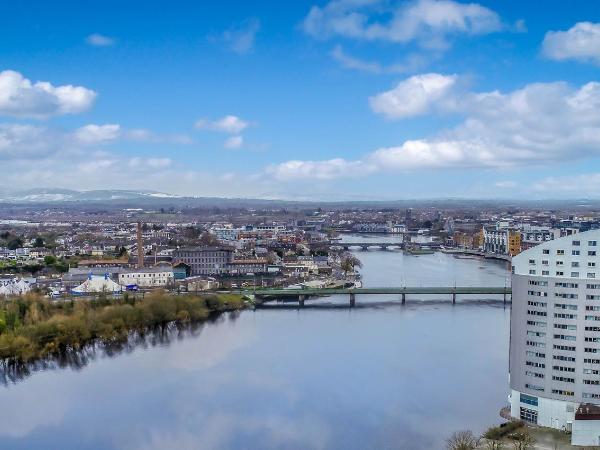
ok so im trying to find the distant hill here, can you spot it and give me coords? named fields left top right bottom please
left=0, top=188, right=599, bottom=211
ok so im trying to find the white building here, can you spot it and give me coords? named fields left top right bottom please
left=119, top=268, right=174, bottom=287
left=510, top=229, right=600, bottom=445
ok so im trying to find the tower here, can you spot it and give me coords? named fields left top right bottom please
left=137, top=221, right=144, bottom=269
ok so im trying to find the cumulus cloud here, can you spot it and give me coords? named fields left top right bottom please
left=369, top=73, right=457, bottom=118
left=86, top=33, right=115, bottom=46
left=0, top=124, right=61, bottom=159
left=224, top=135, right=243, bottom=149
left=195, top=115, right=250, bottom=134
left=73, top=124, right=121, bottom=144
left=0, top=122, right=190, bottom=163
left=267, top=77, right=600, bottom=179
left=266, top=158, right=373, bottom=181
left=222, top=19, right=260, bottom=54
left=303, top=0, right=501, bottom=48
left=542, top=22, right=600, bottom=65
left=0, top=70, right=96, bottom=119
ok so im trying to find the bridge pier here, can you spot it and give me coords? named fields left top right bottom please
left=361, top=245, right=368, bottom=251
left=401, top=293, right=406, bottom=304
left=452, top=292, right=456, bottom=304
left=349, top=293, right=356, bottom=307
left=503, top=291, right=506, bottom=305
left=299, top=295, right=306, bottom=307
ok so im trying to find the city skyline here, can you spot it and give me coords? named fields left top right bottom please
left=2, top=0, right=600, bottom=200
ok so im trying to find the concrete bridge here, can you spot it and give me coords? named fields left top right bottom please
left=309, top=242, right=406, bottom=251
left=239, top=286, right=512, bottom=307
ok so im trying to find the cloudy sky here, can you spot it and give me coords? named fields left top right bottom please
left=2, top=0, right=600, bottom=200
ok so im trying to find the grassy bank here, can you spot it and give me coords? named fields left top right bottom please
left=0, top=291, right=246, bottom=362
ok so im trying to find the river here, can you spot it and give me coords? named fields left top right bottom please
left=0, top=235, right=511, bottom=450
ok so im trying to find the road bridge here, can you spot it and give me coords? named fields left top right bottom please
left=236, top=286, right=512, bottom=307
left=309, top=242, right=406, bottom=251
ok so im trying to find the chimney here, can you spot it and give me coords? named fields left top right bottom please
left=137, top=222, right=144, bottom=269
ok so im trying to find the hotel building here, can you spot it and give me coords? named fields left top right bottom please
left=510, top=230, right=600, bottom=445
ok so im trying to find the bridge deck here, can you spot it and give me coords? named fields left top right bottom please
left=239, top=286, right=511, bottom=297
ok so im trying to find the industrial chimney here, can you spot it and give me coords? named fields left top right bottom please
left=137, top=222, right=144, bottom=269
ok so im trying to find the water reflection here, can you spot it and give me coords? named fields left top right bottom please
left=0, top=312, right=241, bottom=385
left=0, top=243, right=511, bottom=450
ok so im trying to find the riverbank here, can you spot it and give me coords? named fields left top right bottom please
left=0, top=291, right=246, bottom=362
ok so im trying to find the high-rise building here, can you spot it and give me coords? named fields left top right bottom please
left=510, top=230, right=600, bottom=445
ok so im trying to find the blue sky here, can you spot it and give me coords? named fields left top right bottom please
left=1, top=0, right=600, bottom=200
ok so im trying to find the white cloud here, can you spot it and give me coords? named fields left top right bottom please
left=266, top=158, right=373, bottom=181
left=369, top=73, right=457, bottom=118
left=86, top=33, right=115, bottom=47
left=0, top=70, right=96, bottom=119
left=128, top=157, right=172, bottom=169
left=0, top=124, right=60, bottom=159
left=0, top=122, right=190, bottom=164
left=147, top=157, right=172, bottom=168
left=195, top=115, right=250, bottom=134
left=222, top=19, right=260, bottom=54
left=224, top=135, right=243, bottom=149
left=494, top=180, right=517, bottom=189
left=542, top=22, right=600, bottom=65
left=533, top=173, right=600, bottom=194
left=73, top=124, right=121, bottom=144
left=303, top=0, right=501, bottom=48
left=78, top=159, right=117, bottom=174
left=331, top=45, right=383, bottom=73
left=331, top=45, right=428, bottom=74
left=125, top=128, right=193, bottom=145
left=267, top=77, right=600, bottom=179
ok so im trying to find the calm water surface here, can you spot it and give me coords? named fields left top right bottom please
left=0, top=236, right=511, bottom=450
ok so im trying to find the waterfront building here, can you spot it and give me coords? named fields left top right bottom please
left=118, top=268, right=174, bottom=287
left=510, top=230, right=600, bottom=445
left=484, top=226, right=521, bottom=256
left=520, top=226, right=555, bottom=251
left=172, top=246, right=234, bottom=276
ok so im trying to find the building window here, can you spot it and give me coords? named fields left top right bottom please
left=520, top=393, right=538, bottom=406
left=572, top=250, right=580, bottom=256
left=589, top=251, right=597, bottom=256
left=552, top=389, right=574, bottom=396
left=529, top=270, right=536, bottom=275
left=573, top=241, right=581, bottom=246
left=557, top=250, right=565, bottom=255
left=543, top=249, right=550, bottom=255
left=520, top=407, right=538, bottom=424
left=590, top=241, right=598, bottom=247
left=571, top=272, right=579, bottom=277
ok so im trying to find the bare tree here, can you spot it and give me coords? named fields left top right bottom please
left=340, top=253, right=362, bottom=277
left=510, top=431, right=535, bottom=450
left=482, top=426, right=504, bottom=449
left=447, top=430, right=478, bottom=450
